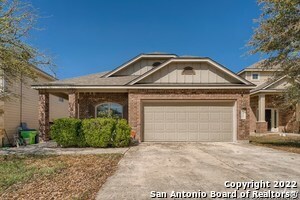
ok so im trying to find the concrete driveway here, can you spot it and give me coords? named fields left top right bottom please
left=96, top=143, right=300, bottom=199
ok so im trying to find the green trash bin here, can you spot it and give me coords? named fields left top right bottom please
left=21, top=131, right=37, bottom=145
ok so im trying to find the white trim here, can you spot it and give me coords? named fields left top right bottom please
left=104, top=54, right=177, bottom=78
left=233, top=101, right=237, bottom=142
left=238, top=68, right=279, bottom=74
left=32, top=85, right=256, bottom=90
left=251, top=72, right=260, bottom=81
left=250, top=90, right=284, bottom=95
left=128, top=58, right=254, bottom=85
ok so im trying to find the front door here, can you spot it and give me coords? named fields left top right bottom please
left=265, top=109, right=272, bottom=131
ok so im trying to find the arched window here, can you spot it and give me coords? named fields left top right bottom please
left=182, top=66, right=195, bottom=75
left=152, top=62, right=161, bottom=67
left=95, top=103, right=123, bottom=118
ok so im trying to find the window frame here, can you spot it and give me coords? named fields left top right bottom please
left=251, top=72, right=260, bottom=80
left=95, top=102, right=123, bottom=118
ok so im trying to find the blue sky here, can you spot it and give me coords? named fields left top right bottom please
left=30, top=0, right=261, bottom=79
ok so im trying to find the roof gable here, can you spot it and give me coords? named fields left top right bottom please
left=250, top=76, right=291, bottom=94
left=128, top=58, right=254, bottom=86
left=103, top=54, right=177, bottom=77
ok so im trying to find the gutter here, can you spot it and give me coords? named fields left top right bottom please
left=32, top=85, right=256, bottom=90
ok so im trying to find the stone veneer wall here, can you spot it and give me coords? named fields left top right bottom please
left=128, top=89, right=251, bottom=142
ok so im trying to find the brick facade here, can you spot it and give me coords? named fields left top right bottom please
left=78, top=93, right=128, bottom=119
left=128, top=89, right=251, bottom=141
left=68, top=90, right=79, bottom=118
left=250, top=94, right=298, bottom=133
left=38, top=90, right=50, bottom=142
left=256, top=121, right=268, bottom=133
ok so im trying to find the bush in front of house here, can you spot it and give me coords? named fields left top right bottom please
left=51, top=117, right=132, bottom=148
left=113, top=119, right=131, bottom=147
left=82, top=118, right=116, bottom=148
left=50, top=118, right=84, bottom=147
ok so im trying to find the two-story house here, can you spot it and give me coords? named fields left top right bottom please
left=0, top=67, right=69, bottom=146
left=238, top=62, right=299, bottom=134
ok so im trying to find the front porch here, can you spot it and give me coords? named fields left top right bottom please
left=250, top=93, right=299, bottom=133
left=38, top=90, right=128, bottom=142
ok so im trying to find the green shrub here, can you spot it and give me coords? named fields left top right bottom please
left=113, top=119, right=131, bottom=147
left=82, top=118, right=116, bottom=148
left=50, top=118, right=84, bottom=147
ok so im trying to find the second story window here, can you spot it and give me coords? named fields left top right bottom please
left=251, top=73, right=260, bottom=80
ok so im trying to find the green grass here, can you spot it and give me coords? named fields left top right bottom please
left=250, top=134, right=300, bottom=153
left=0, top=155, right=65, bottom=192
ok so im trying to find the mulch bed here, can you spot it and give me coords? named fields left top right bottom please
left=0, top=154, right=122, bottom=200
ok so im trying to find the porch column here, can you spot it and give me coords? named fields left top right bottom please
left=68, top=90, right=78, bottom=118
left=258, top=94, right=265, bottom=122
left=38, top=90, right=50, bottom=142
left=256, top=94, right=267, bottom=133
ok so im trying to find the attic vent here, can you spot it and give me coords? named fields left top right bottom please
left=152, top=62, right=161, bottom=67
left=182, top=66, right=195, bottom=75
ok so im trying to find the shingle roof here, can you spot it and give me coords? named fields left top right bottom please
left=36, top=72, right=138, bottom=86
left=250, top=76, right=286, bottom=93
left=237, top=61, right=281, bottom=75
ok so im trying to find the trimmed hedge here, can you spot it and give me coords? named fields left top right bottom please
left=50, top=118, right=85, bottom=147
left=82, top=118, right=116, bottom=148
left=114, top=119, right=131, bottom=147
left=51, top=117, right=131, bottom=148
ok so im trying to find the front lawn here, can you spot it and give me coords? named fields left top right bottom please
left=0, top=154, right=122, bottom=199
left=250, top=134, right=300, bottom=154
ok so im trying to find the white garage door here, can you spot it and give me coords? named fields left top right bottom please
left=144, top=102, right=234, bottom=142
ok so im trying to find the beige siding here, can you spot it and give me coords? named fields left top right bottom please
left=115, top=58, right=169, bottom=76
left=268, top=78, right=290, bottom=90
left=3, top=75, right=68, bottom=142
left=243, top=71, right=274, bottom=86
left=140, top=62, right=239, bottom=84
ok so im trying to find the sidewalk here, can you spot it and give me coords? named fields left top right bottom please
left=0, top=141, right=129, bottom=155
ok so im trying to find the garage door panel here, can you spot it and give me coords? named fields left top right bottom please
left=222, top=123, right=233, bottom=132
left=155, top=123, right=164, bottom=131
left=210, top=123, right=222, bottom=131
left=199, top=113, right=209, bottom=122
left=165, top=124, right=176, bottom=132
left=221, top=113, right=232, bottom=122
left=188, top=132, right=199, bottom=141
left=177, top=132, right=188, bottom=141
left=209, top=133, right=222, bottom=141
left=177, top=112, right=187, bottom=121
left=144, top=102, right=234, bottom=142
left=210, top=113, right=220, bottom=121
left=188, top=112, right=199, bottom=121
left=154, top=113, right=164, bottom=121
left=165, top=112, right=176, bottom=121
left=198, top=123, right=209, bottom=132
left=222, top=133, right=233, bottom=141
left=188, top=123, right=198, bottom=132
left=177, top=123, right=189, bottom=132
left=198, top=133, right=209, bottom=141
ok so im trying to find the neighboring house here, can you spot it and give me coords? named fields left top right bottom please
left=238, top=63, right=299, bottom=133
left=0, top=67, right=69, bottom=145
left=33, top=53, right=256, bottom=142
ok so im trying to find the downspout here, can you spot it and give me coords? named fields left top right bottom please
left=20, top=74, right=23, bottom=125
